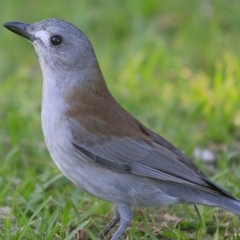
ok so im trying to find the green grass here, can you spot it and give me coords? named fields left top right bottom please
left=1, top=0, right=240, bottom=239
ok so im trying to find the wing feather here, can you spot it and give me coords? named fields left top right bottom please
left=69, top=114, right=234, bottom=198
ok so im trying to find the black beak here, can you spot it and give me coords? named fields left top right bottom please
left=3, top=22, right=34, bottom=41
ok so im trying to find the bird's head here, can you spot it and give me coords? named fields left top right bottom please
left=4, top=19, right=102, bottom=90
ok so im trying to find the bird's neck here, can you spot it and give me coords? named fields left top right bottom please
left=41, top=59, right=110, bottom=111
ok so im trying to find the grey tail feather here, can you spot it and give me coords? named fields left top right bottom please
left=218, top=197, right=240, bottom=216
left=176, top=179, right=240, bottom=216
left=203, top=177, right=240, bottom=215
left=204, top=176, right=237, bottom=199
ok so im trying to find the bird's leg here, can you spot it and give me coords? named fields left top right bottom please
left=98, top=205, right=120, bottom=239
left=110, top=204, right=133, bottom=240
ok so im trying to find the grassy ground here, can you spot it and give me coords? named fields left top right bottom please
left=1, top=0, right=240, bottom=239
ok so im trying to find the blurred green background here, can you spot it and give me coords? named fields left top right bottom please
left=1, top=0, right=240, bottom=239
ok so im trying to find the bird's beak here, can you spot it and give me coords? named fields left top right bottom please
left=3, top=22, right=34, bottom=41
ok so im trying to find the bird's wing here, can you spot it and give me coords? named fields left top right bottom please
left=69, top=116, right=232, bottom=196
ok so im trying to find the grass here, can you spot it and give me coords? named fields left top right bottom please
left=1, top=0, right=240, bottom=239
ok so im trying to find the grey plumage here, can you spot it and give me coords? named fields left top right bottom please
left=3, top=19, right=240, bottom=240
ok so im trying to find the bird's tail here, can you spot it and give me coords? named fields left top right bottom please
left=169, top=183, right=240, bottom=216
left=187, top=190, right=240, bottom=216
left=203, top=178, right=240, bottom=216
left=182, top=190, right=240, bottom=216
left=217, top=196, right=240, bottom=216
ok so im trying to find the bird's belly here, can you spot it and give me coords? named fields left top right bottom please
left=41, top=106, right=178, bottom=207
left=43, top=132, right=178, bottom=207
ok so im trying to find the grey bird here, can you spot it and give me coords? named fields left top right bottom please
left=3, top=19, right=240, bottom=239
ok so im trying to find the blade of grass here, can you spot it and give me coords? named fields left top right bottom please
left=18, top=195, right=52, bottom=239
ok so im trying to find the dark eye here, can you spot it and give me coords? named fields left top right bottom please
left=51, top=35, right=62, bottom=45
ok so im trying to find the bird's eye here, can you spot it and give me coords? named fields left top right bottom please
left=51, top=35, right=62, bottom=45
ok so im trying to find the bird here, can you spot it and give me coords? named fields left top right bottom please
left=3, top=18, right=240, bottom=240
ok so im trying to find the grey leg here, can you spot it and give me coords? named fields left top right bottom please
left=110, top=204, right=133, bottom=240
left=98, top=205, right=120, bottom=239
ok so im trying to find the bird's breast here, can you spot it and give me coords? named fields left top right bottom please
left=41, top=90, right=75, bottom=171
